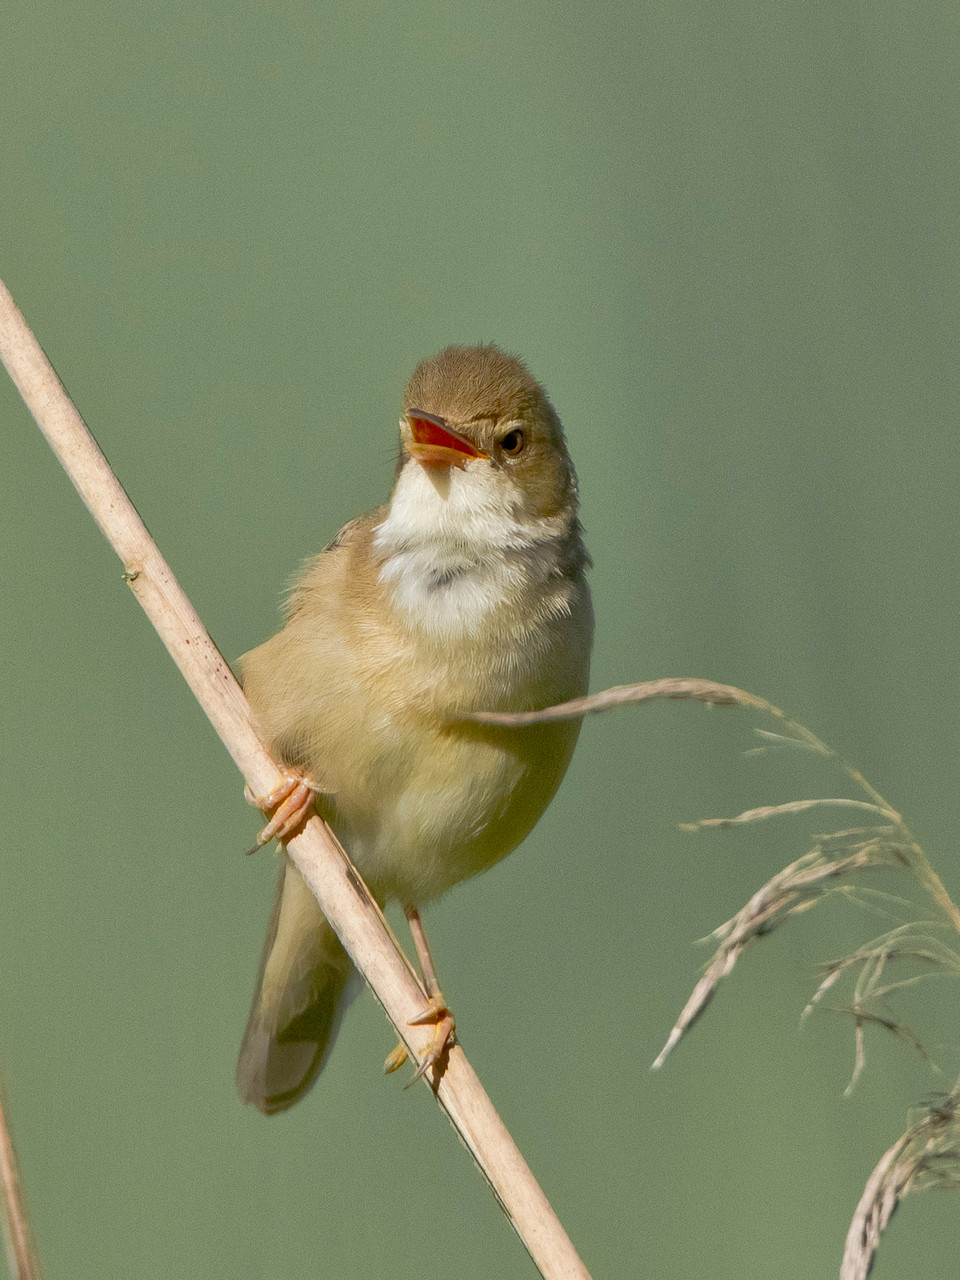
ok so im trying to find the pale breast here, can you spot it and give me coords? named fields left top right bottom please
left=243, top=463, right=593, bottom=906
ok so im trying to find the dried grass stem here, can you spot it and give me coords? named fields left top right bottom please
left=0, top=278, right=592, bottom=1280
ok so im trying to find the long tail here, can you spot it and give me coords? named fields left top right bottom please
left=237, top=855, right=358, bottom=1114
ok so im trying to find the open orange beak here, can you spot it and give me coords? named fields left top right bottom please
left=406, top=411, right=486, bottom=469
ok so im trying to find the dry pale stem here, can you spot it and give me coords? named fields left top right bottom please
left=0, top=1080, right=41, bottom=1280
left=462, top=678, right=765, bottom=724
left=0, top=278, right=592, bottom=1280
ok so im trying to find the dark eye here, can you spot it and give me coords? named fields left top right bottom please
left=500, top=429, right=524, bottom=456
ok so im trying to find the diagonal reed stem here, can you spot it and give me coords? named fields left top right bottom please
left=0, top=1076, right=41, bottom=1280
left=0, top=277, right=593, bottom=1280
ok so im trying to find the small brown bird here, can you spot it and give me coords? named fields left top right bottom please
left=237, top=344, right=593, bottom=1113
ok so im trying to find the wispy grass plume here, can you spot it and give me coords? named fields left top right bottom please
left=659, top=699, right=960, bottom=1275
left=465, top=679, right=960, bottom=1275
left=841, top=1084, right=960, bottom=1280
left=651, top=824, right=914, bottom=1071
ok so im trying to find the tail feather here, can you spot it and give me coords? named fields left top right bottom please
left=237, top=855, right=357, bottom=1114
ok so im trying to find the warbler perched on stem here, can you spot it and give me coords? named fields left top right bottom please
left=237, top=344, right=593, bottom=1113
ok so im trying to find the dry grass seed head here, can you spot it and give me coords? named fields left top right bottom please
left=841, top=1084, right=960, bottom=1280
left=653, top=824, right=911, bottom=1070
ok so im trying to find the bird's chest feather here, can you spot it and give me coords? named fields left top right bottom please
left=373, top=458, right=572, bottom=652
left=318, top=484, right=591, bottom=898
left=375, top=541, right=554, bottom=654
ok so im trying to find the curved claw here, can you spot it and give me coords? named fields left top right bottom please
left=406, top=1016, right=455, bottom=1087
left=245, top=776, right=321, bottom=852
left=383, top=995, right=457, bottom=1085
left=383, top=1043, right=409, bottom=1074
left=403, top=995, right=455, bottom=1088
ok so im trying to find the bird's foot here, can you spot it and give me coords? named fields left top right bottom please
left=244, top=776, right=321, bottom=852
left=383, top=1042, right=410, bottom=1075
left=383, top=994, right=456, bottom=1087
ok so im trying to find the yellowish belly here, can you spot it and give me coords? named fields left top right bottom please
left=322, top=715, right=582, bottom=904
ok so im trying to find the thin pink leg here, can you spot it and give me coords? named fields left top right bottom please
left=402, top=905, right=456, bottom=1086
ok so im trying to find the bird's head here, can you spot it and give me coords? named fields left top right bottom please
left=396, top=345, right=579, bottom=524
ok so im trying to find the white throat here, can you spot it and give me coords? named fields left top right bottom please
left=373, top=458, right=567, bottom=637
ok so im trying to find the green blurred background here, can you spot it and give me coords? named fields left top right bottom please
left=2, top=2, right=959, bottom=1276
